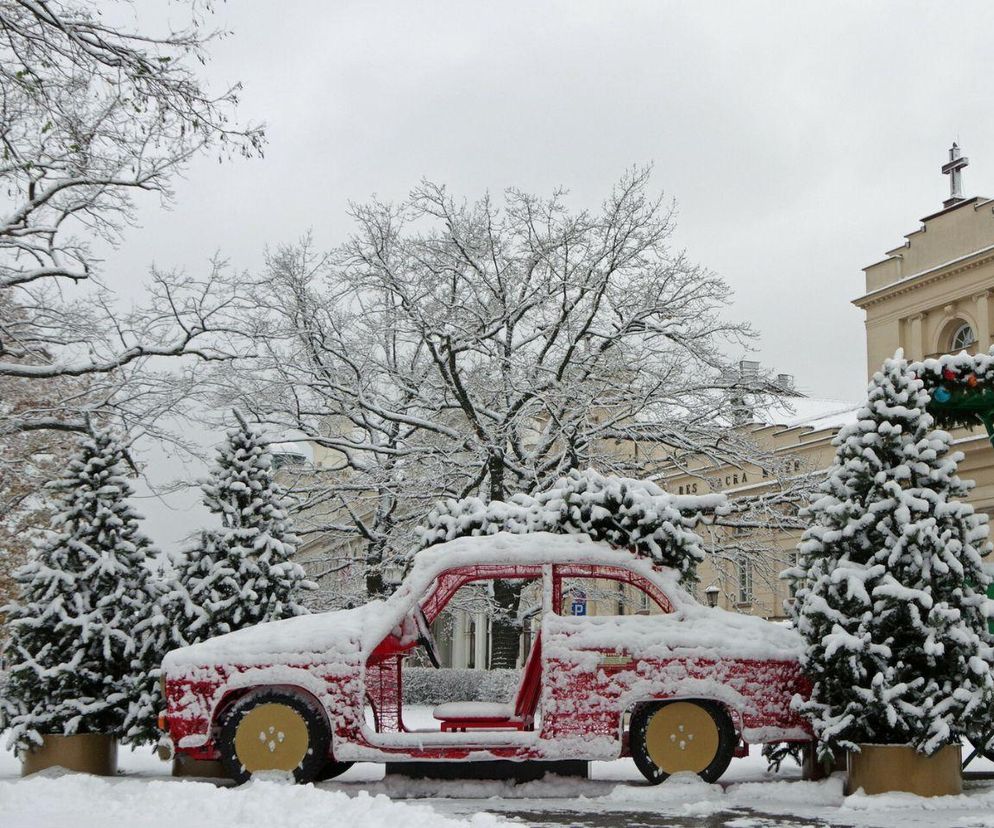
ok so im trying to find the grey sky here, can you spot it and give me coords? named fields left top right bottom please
left=106, top=1, right=994, bottom=546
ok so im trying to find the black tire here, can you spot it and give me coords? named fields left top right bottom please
left=218, top=689, right=330, bottom=785
left=630, top=699, right=737, bottom=785
left=314, top=759, right=355, bottom=781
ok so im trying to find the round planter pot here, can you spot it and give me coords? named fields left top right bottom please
left=847, top=743, right=961, bottom=797
left=21, top=733, right=118, bottom=777
left=801, top=743, right=847, bottom=781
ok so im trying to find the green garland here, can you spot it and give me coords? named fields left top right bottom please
left=910, top=347, right=994, bottom=434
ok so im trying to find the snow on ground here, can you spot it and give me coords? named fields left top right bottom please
left=5, top=708, right=994, bottom=827
left=1, top=773, right=506, bottom=828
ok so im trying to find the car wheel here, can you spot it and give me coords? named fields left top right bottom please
left=314, top=759, right=355, bottom=781
left=219, top=689, right=330, bottom=784
left=630, top=699, right=737, bottom=784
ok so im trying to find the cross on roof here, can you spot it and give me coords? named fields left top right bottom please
left=941, top=142, right=969, bottom=208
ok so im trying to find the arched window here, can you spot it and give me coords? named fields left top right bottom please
left=951, top=322, right=977, bottom=352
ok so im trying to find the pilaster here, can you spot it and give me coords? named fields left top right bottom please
left=975, top=290, right=991, bottom=349
left=908, top=313, right=924, bottom=360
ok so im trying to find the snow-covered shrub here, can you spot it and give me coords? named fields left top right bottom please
left=0, top=429, right=165, bottom=754
left=473, top=667, right=522, bottom=703
left=788, top=352, right=994, bottom=758
left=402, top=668, right=520, bottom=706
left=418, top=468, right=715, bottom=580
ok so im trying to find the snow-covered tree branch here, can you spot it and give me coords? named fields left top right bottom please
left=0, top=1, right=262, bottom=439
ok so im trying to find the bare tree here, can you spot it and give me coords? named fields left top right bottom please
left=214, top=169, right=800, bottom=666
left=0, top=1, right=262, bottom=438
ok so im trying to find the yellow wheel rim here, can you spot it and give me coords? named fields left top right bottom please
left=234, top=703, right=310, bottom=774
left=645, top=702, right=720, bottom=775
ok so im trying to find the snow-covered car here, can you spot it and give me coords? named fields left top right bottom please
left=159, top=532, right=812, bottom=784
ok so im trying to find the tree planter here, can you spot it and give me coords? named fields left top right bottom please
left=21, top=734, right=118, bottom=777
left=801, top=743, right=846, bottom=781
left=847, top=744, right=961, bottom=797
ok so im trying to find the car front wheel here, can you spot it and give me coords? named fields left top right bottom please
left=630, top=699, right=737, bottom=784
left=219, top=689, right=330, bottom=784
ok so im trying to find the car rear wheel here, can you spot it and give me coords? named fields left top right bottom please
left=219, top=689, right=330, bottom=784
left=630, top=699, right=737, bottom=784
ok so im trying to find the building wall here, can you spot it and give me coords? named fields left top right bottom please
left=660, top=417, right=841, bottom=620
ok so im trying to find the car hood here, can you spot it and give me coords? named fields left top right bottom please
left=161, top=600, right=408, bottom=670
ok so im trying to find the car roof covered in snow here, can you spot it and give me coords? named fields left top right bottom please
left=162, top=532, right=800, bottom=670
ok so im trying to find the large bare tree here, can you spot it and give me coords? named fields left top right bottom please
left=0, top=1, right=262, bottom=612
left=0, top=0, right=262, bottom=436
left=214, top=169, right=803, bottom=665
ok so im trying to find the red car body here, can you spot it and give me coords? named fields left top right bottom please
left=160, top=533, right=811, bottom=772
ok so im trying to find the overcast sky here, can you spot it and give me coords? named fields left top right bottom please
left=105, top=1, right=994, bottom=547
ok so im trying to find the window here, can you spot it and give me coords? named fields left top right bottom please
left=737, top=557, right=753, bottom=604
left=551, top=565, right=672, bottom=616
left=951, top=322, right=976, bottom=352
left=271, top=450, right=308, bottom=470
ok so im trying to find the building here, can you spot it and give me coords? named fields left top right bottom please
left=853, top=143, right=994, bottom=519
left=663, top=394, right=857, bottom=620
left=679, top=143, right=994, bottom=621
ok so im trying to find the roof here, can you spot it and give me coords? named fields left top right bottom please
left=757, top=395, right=859, bottom=431
left=268, top=439, right=315, bottom=463
left=164, top=533, right=685, bottom=669
left=162, top=532, right=801, bottom=670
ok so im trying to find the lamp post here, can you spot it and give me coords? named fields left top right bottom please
left=705, top=584, right=720, bottom=608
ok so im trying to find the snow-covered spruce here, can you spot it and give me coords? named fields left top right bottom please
left=417, top=468, right=719, bottom=580
left=169, top=412, right=314, bottom=649
left=787, top=351, right=994, bottom=758
left=0, top=429, right=165, bottom=753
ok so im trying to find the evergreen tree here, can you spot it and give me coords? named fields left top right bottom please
left=0, top=428, right=162, bottom=753
left=788, top=353, right=994, bottom=758
left=122, top=550, right=190, bottom=746
left=171, top=412, right=313, bottom=644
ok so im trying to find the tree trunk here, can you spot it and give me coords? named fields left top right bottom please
left=489, top=578, right=522, bottom=669
left=488, top=451, right=505, bottom=503
left=365, top=539, right=384, bottom=599
left=486, top=452, right=521, bottom=669
left=366, top=568, right=384, bottom=600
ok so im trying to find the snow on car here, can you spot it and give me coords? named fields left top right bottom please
left=158, top=532, right=811, bottom=784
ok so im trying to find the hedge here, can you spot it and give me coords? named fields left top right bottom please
left=402, top=667, right=521, bottom=706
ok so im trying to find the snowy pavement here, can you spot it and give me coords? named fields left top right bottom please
left=6, top=711, right=994, bottom=827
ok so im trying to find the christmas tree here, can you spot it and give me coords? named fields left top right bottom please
left=0, top=428, right=163, bottom=754
left=171, top=412, right=313, bottom=645
left=788, top=352, right=994, bottom=758
left=122, top=550, right=189, bottom=745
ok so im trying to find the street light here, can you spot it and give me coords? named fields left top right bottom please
left=705, top=584, right=720, bottom=608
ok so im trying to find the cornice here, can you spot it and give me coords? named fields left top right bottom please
left=853, top=246, right=994, bottom=309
